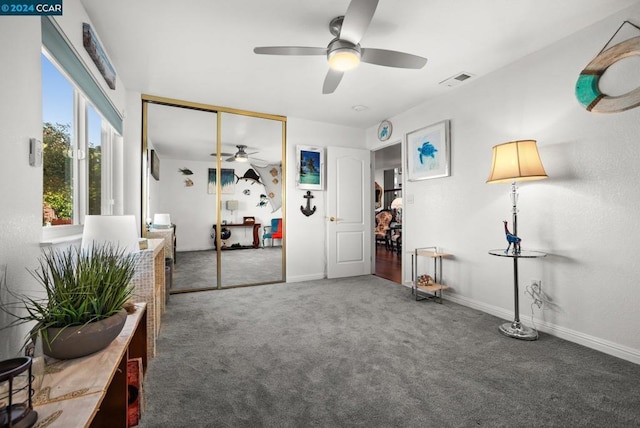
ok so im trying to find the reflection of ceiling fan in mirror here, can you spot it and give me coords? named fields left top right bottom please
left=211, top=145, right=268, bottom=166
left=253, top=0, right=427, bottom=94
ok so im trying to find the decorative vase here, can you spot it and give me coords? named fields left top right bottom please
left=42, top=309, right=127, bottom=359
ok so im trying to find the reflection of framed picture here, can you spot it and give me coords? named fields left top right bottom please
left=150, top=150, right=160, bottom=181
left=296, top=146, right=324, bottom=190
left=208, top=168, right=235, bottom=194
left=406, top=120, right=450, bottom=181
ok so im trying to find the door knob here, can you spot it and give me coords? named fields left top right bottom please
left=328, top=216, right=341, bottom=222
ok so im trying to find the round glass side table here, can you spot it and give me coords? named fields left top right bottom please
left=489, top=249, right=547, bottom=340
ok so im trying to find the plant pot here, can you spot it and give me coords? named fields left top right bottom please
left=42, top=309, right=127, bottom=359
left=50, top=219, right=73, bottom=225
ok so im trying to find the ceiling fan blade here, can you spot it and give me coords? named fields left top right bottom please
left=254, top=46, right=327, bottom=56
left=322, top=69, right=344, bottom=94
left=225, top=156, right=236, bottom=162
left=361, top=48, right=427, bottom=69
left=340, top=0, right=379, bottom=45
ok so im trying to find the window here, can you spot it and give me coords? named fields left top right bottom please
left=42, top=53, right=74, bottom=225
left=41, top=52, right=119, bottom=228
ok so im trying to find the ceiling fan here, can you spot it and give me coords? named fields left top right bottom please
left=226, top=145, right=256, bottom=163
left=253, top=0, right=427, bottom=94
left=212, top=145, right=268, bottom=166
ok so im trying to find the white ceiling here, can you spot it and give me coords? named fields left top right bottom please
left=146, top=101, right=283, bottom=163
left=82, top=0, right=638, bottom=130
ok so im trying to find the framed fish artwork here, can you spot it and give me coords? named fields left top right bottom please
left=296, top=145, right=324, bottom=190
left=406, top=120, right=450, bottom=181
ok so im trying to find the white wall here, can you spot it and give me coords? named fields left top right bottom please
left=366, top=4, right=640, bottom=363
left=123, top=90, right=142, bottom=226
left=285, top=118, right=366, bottom=282
left=0, top=17, right=44, bottom=359
left=149, top=158, right=281, bottom=251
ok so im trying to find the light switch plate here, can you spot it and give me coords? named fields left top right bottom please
left=29, top=138, right=43, bottom=167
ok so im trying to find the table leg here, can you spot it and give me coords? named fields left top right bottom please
left=498, top=257, right=538, bottom=340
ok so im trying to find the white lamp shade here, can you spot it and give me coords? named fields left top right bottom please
left=391, top=197, right=403, bottom=210
left=486, top=140, right=548, bottom=184
left=153, top=213, right=171, bottom=226
left=226, top=200, right=239, bottom=211
left=82, top=215, right=139, bottom=253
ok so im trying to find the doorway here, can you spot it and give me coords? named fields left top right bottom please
left=373, top=142, right=402, bottom=283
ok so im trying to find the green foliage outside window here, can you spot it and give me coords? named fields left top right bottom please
left=42, top=122, right=102, bottom=225
left=43, top=122, right=73, bottom=223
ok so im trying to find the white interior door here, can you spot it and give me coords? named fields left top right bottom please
left=327, top=146, right=372, bottom=278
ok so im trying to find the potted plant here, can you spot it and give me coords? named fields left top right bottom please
left=1, top=242, right=138, bottom=359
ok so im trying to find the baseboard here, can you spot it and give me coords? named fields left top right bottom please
left=287, top=273, right=325, bottom=283
left=445, top=293, right=640, bottom=365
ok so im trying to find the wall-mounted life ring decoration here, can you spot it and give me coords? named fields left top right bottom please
left=575, top=34, right=640, bottom=113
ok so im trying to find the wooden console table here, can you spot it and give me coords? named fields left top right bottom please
left=212, top=223, right=261, bottom=249
left=33, top=303, right=147, bottom=427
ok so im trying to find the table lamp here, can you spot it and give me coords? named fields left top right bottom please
left=390, top=197, right=403, bottom=223
left=487, top=139, right=547, bottom=340
left=487, top=139, right=548, bottom=241
left=153, top=213, right=172, bottom=228
left=226, top=200, right=238, bottom=224
left=82, top=215, right=140, bottom=253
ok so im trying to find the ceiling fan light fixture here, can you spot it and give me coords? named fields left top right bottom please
left=327, top=40, right=361, bottom=71
left=328, top=49, right=360, bottom=71
left=235, top=152, right=249, bottom=162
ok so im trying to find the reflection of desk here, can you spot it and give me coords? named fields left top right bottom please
left=489, top=249, right=546, bottom=340
left=212, top=223, right=261, bottom=249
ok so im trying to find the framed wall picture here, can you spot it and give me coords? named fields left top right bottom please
left=406, top=120, right=450, bottom=181
left=150, top=149, right=160, bottom=181
left=208, top=168, right=235, bottom=194
left=296, top=145, right=324, bottom=190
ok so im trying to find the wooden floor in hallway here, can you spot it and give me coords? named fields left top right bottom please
left=374, top=245, right=401, bottom=283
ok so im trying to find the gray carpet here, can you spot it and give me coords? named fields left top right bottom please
left=140, top=276, right=640, bottom=427
left=172, top=247, right=283, bottom=291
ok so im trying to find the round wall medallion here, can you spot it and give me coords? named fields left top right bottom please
left=575, top=35, right=640, bottom=113
left=377, top=120, right=392, bottom=141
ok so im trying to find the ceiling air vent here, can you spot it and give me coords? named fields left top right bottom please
left=439, top=72, right=475, bottom=87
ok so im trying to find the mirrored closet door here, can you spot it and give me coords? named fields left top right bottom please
left=142, top=96, right=286, bottom=292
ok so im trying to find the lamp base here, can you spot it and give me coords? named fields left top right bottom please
left=499, top=321, right=538, bottom=341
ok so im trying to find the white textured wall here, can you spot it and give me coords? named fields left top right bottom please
left=366, top=4, right=640, bottom=363
left=124, top=90, right=143, bottom=227
left=0, top=17, right=43, bottom=359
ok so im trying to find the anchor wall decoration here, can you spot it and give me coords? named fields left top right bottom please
left=300, top=191, right=317, bottom=217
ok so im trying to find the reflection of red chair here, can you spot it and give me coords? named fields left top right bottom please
left=262, top=218, right=282, bottom=247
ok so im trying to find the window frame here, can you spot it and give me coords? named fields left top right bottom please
left=41, top=51, right=118, bottom=242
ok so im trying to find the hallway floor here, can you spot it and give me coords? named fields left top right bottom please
left=374, top=245, right=401, bottom=283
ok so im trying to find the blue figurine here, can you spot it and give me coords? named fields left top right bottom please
left=503, top=220, right=521, bottom=254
